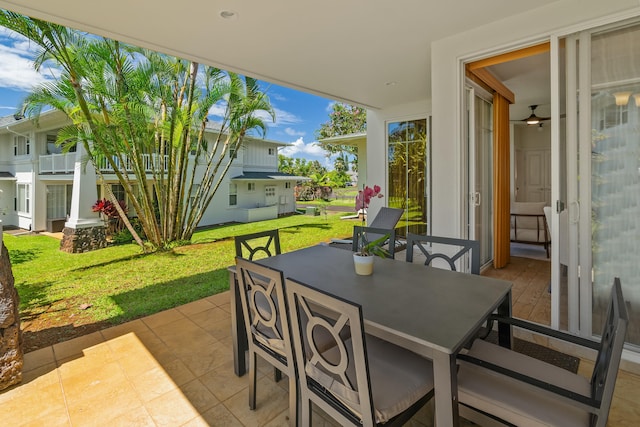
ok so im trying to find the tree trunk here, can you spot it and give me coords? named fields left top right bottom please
left=0, top=241, right=23, bottom=391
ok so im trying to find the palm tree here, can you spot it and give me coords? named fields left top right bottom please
left=0, top=11, right=274, bottom=249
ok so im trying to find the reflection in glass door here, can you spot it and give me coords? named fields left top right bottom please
left=566, top=20, right=640, bottom=348
left=387, top=118, right=429, bottom=238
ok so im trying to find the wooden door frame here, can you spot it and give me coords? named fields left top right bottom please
left=465, top=42, right=550, bottom=268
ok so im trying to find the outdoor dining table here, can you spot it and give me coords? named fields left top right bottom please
left=229, top=244, right=513, bottom=427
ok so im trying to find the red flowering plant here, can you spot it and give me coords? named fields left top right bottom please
left=354, top=185, right=389, bottom=257
left=93, top=198, right=128, bottom=236
left=92, top=198, right=127, bottom=219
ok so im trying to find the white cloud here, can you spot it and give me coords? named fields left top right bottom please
left=268, top=91, right=287, bottom=102
left=208, top=102, right=301, bottom=129
left=325, top=100, right=337, bottom=112
left=269, top=107, right=300, bottom=127
left=284, top=127, right=305, bottom=137
left=0, top=28, right=51, bottom=91
left=280, top=137, right=328, bottom=158
left=208, top=103, right=227, bottom=118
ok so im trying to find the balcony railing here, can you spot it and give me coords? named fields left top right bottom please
left=39, top=153, right=169, bottom=174
left=39, top=153, right=75, bottom=174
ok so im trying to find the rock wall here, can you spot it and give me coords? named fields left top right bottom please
left=0, top=242, right=23, bottom=391
left=60, top=225, right=108, bottom=253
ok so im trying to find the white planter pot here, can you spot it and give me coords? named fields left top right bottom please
left=353, top=253, right=374, bottom=276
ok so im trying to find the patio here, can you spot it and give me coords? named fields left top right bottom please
left=2, top=285, right=640, bottom=426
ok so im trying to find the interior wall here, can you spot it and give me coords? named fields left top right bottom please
left=431, top=0, right=640, bottom=239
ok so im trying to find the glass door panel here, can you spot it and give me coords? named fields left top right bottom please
left=567, top=20, right=640, bottom=347
left=387, top=118, right=429, bottom=238
left=473, top=95, right=494, bottom=266
left=588, top=23, right=640, bottom=345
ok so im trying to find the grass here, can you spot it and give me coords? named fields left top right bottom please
left=5, top=212, right=357, bottom=334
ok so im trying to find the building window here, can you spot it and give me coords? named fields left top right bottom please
left=46, top=134, right=76, bottom=155
left=268, top=147, right=276, bottom=156
left=17, top=183, right=30, bottom=213
left=599, top=102, right=628, bottom=130
left=265, top=186, right=276, bottom=197
left=229, top=183, right=237, bottom=206
left=189, top=184, right=200, bottom=207
left=248, top=182, right=255, bottom=192
left=13, top=136, right=30, bottom=156
left=47, top=184, right=72, bottom=219
left=111, top=184, right=126, bottom=203
left=285, top=182, right=291, bottom=189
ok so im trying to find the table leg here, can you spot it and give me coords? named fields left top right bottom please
left=432, top=351, right=458, bottom=427
left=229, top=268, right=247, bottom=377
left=497, top=290, right=513, bottom=349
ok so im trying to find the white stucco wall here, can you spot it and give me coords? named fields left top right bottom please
left=430, top=0, right=640, bottom=238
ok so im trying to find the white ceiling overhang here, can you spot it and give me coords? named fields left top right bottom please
left=0, top=0, right=560, bottom=110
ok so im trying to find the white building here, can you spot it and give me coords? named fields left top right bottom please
left=0, top=110, right=304, bottom=233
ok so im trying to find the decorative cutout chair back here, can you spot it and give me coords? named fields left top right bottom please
left=285, top=278, right=376, bottom=426
left=352, top=225, right=397, bottom=258
left=406, top=233, right=480, bottom=275
left=236, top=257, right=290, bottom=360
left=235, top=257, right=297, bottom=425
left=591, top=278, right=628, bottom=425
left=235, top=229, right=281, bottom=260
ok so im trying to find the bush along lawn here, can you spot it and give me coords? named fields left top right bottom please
left=5, top=212, right=357, bottom=351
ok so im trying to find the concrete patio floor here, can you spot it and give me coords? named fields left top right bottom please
left=2, top=289, right=639, bottom=426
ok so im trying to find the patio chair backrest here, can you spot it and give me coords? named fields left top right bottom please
left=368, top=207, right=403, bottom=229
left=591, top=277, right=628, bottom=425
left=406, top=233, right=480, bottom=274
left=235, top=229, right=281, bottom=260
left=235, top=257, right=292, bottom=364
left=352, top=225, right=397, bottom=258
left=285, top=277, right=376, bottom=426
left=456, top=278, right=628, bottom=427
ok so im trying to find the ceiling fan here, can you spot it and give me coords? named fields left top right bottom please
left=521, top=105, right=550, bottom=125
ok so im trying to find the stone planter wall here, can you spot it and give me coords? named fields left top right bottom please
left=0, top=241, right=23, bottom=391
left=60, top=225, right=108, bottom=253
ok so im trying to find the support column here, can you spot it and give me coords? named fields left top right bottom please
left=60, top=144, right=107, bottom=253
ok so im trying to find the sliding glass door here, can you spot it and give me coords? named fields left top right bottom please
left=564, top=20, right=640, bottom=348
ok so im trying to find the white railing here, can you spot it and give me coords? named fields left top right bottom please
left=39, top=153, right=75, bottom=174
left=39, top=153, right=169, bottom=174
left=96, top=154, right=169, bottom=173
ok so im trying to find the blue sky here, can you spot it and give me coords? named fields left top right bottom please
left=0, top=26, right=338, bottom=168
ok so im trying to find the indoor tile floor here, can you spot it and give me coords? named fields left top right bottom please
left=2, top=289, right=639, bottom=426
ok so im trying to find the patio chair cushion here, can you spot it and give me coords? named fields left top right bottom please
left=458, top=339, right=591, bottom=427
left=316, top=334, right=434, bottom=424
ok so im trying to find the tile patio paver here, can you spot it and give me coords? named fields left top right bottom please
left=1, top=289, right=639, bottom=426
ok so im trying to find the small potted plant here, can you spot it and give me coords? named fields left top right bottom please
left=353, top=185, right=388, bottom=275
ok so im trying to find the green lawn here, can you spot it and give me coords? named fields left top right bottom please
left=5, top=212, right=357, bottom=345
